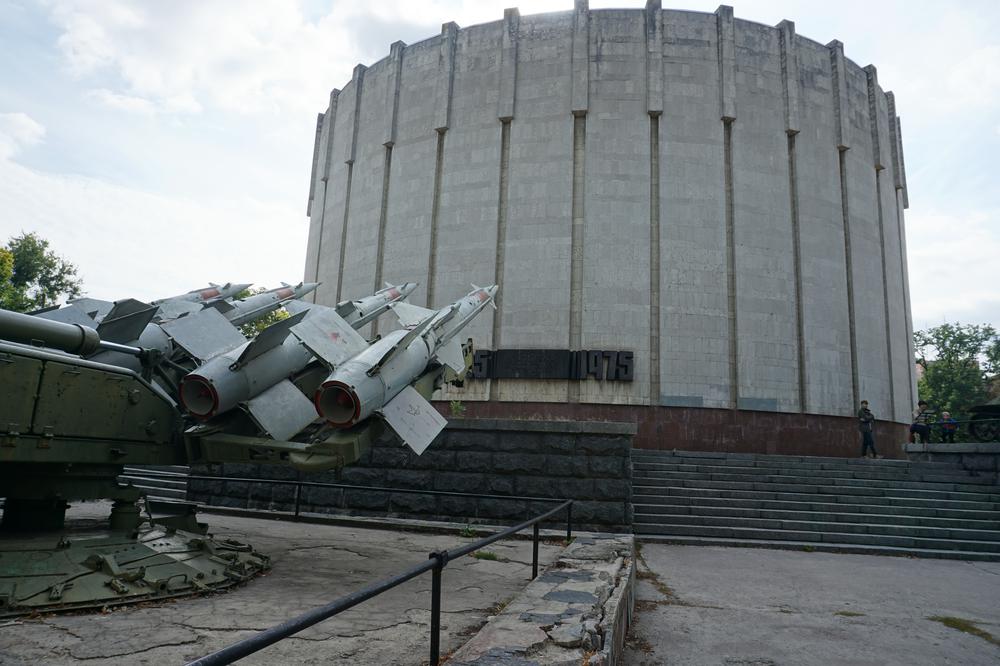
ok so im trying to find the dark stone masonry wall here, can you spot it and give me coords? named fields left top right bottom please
left=188, top=419, right=635, bottom=531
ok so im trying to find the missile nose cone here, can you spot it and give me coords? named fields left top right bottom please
left=300, top=282, right=320, bottom=295
left=485, top=285, right=498, bottom=299
left=233, top=283, right=253, bottom=293
left=400, top=282, right=418, bottom=296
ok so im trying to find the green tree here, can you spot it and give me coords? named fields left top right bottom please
left=914, top=323, right=1000, bottom=416
left=234, top=286, right=289, bottom=339
left=0, top=232, right=83, bottom=312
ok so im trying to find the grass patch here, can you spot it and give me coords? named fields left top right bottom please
left=834, top=611, right=866, bottom=618
left=459, top=524, right=477, bottom=538
left=472, top=550, right=498, bottom=561
left=802, top=546, right=816, bottom=553
left=928, top=616, right=1000, bottom=646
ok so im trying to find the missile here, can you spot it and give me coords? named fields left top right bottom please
left=176, top=283, right=420, bottom=440
left=310, top=285, right=497, bottom=453
left=211, top=282, right=319, bottom=328
left=284, top=281, right=418, bottom=330
left=152, top=282, right=252, bottom=306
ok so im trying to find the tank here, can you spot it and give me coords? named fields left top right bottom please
left=0, top=302, right=470, bottom=616
left=968, top=396, right=1000, bottom=442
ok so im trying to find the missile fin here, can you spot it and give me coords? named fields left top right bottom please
left=283, top=299, right=314, bottom=316
left=290, top=307, right=368, bottom=368
left=390, top=301, right=435, bottom=328
left=155, top=299, right=205, bottom=322
left=367, top=314, right=435, bottom=376
left=435, top=337, right=467, bottom=374
left=379, top=385, right=447, bottom=455
left=97, top=299, right=158, bottom=344
left=242, top=379, right=318, bottom=440
left=334, top=301, right=358, bottom=319
left=66, top=297, right=115, bottom=321
left=161, top=308, right=246, bottom=362
left=232, top=309, right=308, bottom=369
left=35, top=304, right=99, bottom=327
left=207, top=299, right=236, bottom=314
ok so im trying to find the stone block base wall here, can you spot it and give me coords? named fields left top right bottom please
left=906, top=442, right=1000, bottom=483
left=188, top=419, right=635, bottom=531
left=441, top=402, right=910, bottom=459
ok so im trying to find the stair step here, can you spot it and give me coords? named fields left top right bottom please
left=632, top=450, right=963, bottom=469
left=631, top=478, right=1000, bottom=502
left=631, top=469, right=994, bottom=491
left=631, top=461, right=988, bottom=484
left=633, top=523, right=1000, bottom=553
left=631, top=513, right=1000, bottom=543
left=633, top=486, right=1000, bottom=511
left=632, top=503, right=1000, bottom=531
left=635, top=534, right=1000, bottom=562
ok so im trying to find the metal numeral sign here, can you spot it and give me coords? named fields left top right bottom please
left=470, top=349, right=634, bottom=382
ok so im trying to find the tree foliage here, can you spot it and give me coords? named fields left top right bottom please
left=234, top=286, right=289, bottom=339
left=0, top=232, right=83, bottom=312
left=914, top=323, right=1000, bottom=416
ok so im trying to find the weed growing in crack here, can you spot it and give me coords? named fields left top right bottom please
left=928, top=616, right=1000, bottom=646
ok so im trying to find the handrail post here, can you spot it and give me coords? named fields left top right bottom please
left=566, top=501, right=573, bottom=542
left=293, top=483, right=301, bottom=520
left=532, top=522, right=540, bottom=579
left=428, top=550, right=449, bottom=666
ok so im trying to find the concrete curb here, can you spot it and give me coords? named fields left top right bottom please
left=448, top=535, right=635, bottom=665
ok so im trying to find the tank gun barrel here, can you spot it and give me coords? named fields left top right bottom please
left=0, top=307, right=142, bottom=357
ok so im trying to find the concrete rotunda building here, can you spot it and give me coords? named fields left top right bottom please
left=303, top=2, right=915, bottom=454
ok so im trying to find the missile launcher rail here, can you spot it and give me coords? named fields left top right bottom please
left=0, top=280, right=472, bottom=617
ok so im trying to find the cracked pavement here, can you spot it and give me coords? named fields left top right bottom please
left=625, top=544, right=1000, bottom=666
left=0, top=511, right=562, bottom=665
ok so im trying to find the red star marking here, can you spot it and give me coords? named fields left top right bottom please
left=476, top=290, right=489, bottom=303
left=329, top=332, right=341, bottom=342
left=388, top=288, right=400, bottom=299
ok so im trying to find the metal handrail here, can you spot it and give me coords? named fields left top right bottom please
left=186, top=499, right=573, bottom=666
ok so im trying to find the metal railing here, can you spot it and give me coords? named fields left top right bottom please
left=184, top=497, right=573, bottom=666
left=913, top=417, right=1000, bottom=443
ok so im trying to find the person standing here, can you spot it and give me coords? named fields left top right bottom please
left=911, top=400, right=934, bottom=443
left=858, top=400, right=878, bottom=458
left=938, top=411, right=959, bottom=443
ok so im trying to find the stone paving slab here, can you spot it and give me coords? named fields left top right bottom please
left=625, top=543, right=1000, bottom=665
left=0, top=506, right=563, bottom=665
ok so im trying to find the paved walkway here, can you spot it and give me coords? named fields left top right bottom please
left=625, top=544, right=1000, bottom=665
left=0, top=510, right=562, bottom=665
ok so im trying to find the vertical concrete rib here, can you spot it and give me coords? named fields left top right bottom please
left=307, top=113, right=323, bottom=217
left=646, top=0, right=663, bottom=406
left=888, top=92, right=915, bottom=403
left=427, top=131, right=446, bottom=308
left=723, top=119, right=738, bottom=409
left=311, top=91, right=340, bottom=302
left=829, top=40, right=858, bottom=407
left=717, top=6, right=737, bottom=408
left=489, top=9, right=518, bottom=402
left=427, top=23, right=458, bottom=309
left=866, top=66, right=895, bottom=415
left=567, top=1, right=589, bottom=404
left=490, top=120, right=512, bottom=402
left=372, top=42, right=404, bottom=336
left=779, top=20, right=805, bottom=412
left=648, top=115, right=661, bottom=406
left=335, top=65, right=366, bottom=303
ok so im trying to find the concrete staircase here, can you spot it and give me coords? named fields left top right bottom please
left=632, top=450, right=1000, bottom=561
left=119, top=465, right=190, bottom=502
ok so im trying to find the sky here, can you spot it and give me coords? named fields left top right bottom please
left=0, top=0, right=996, bottom=330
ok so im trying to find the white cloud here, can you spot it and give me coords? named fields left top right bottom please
left=907, top=207, right=1000, bottom=329
left=0, top=112, right=46, bottom=159
left=0, top=157, right=306, bottom=303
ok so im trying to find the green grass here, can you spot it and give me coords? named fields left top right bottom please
left=472, top=550, right=498, bottom=561
left=928, top=616, right=1000, bottom=646
left=458, top=524, right=477, bottom=538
